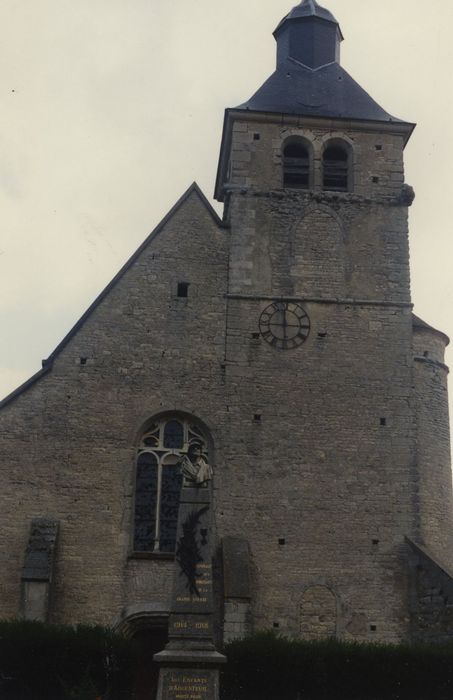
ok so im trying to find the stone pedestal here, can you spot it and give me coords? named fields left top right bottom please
left=155, top=484, right=226, bottom=700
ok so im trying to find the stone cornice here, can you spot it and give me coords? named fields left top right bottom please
left=226, top=293, right=412, bottom=309
left=223, top=184, right=415, bottom=207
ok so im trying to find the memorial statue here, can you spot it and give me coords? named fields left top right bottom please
left=179, top=443, right=212, bottom=486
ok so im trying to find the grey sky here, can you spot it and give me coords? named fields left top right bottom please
left=1, top=1, right=452, bottom=423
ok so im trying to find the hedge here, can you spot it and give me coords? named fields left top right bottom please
left=221, top=631, right=453, bottom=700
left=0, top=620, right=135, bottom=700
left=3, top=622, right=453, bottom=700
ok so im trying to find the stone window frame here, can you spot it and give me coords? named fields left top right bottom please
left=282, top=135, right=314, bottom=190
left=132, top=415, right=209, bottom=556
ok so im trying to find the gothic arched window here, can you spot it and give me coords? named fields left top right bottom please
left=322, top=140, right=350, bottom=191
left=283, top=139, right=311, bottom=189
left=133, top=417, right=208, bottom=554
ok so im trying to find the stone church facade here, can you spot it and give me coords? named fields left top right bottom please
left=1, top=0, right=453, bottom=659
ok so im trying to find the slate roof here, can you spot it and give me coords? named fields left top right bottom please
left=412, top=314, right=450, bottom=345
left=274, top=0, right=340, bottom=35
left=236, top=58, right=404, bottom=124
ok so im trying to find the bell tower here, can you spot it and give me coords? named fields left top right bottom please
left=213, top=1, right=453, bottom=643
left=215, top=0, right=415, bottom=301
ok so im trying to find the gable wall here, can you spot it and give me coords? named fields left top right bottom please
left=0, top=191, right=229, bottom=626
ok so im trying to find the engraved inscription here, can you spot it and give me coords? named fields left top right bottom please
left=169, top=613, right=213, bottom=639
left=162, top=670, right=214, bottom=700
left=174, top=560, right=213, bottom=611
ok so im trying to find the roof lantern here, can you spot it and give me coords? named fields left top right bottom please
left=274, top=0, right=343, bottom=69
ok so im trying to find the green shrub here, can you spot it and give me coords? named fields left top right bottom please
left=221, top=631, right=453, bottom=700
left=0, top=619, right=135, bottom=700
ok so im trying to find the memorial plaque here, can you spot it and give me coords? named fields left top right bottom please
left=159, top=668, right=217, bottom=700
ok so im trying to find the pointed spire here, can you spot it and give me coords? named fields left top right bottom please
left=274, top=0, right=343, bottom=69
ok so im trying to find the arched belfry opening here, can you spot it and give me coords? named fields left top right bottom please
left=283, top=138, right=311, bottom=189
left=322, top=140, right=351, bottom=191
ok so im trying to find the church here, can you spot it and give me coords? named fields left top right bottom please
left=1, top=0, right=453, bottom=681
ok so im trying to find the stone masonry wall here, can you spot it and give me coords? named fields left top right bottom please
left=228, top=118, right=406, bottom=199
left=407, top=539, right=453, bottom=643
left=217, top=297, right=416, bottom=643
left=412, top=327, right=453, bottom=568
left=226, top=117, right=410, bottom=304
left=0, top=189, right=229, bottom=626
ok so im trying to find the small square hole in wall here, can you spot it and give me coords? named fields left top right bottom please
left=370, top=625, right=377, bottom=632
left=380, top=417, right=387, bottom=427
left=372, top=539, right=379, bottom=546
left=273, top=622, right=280, bottom=629
left=253, top=133, right=260, bottom=141
left=251, top=332, right=260, bottom=339
left=372, top=176, right=380, bottom=183
left=79, top=357, right=87, bottom=366
left=254, top=414, right=262, bottom=422
left=278, top=538, right=286, bottom=546
left=375, top=145, right=383, bottom=151
left=177, top=282, right=189, bottom=298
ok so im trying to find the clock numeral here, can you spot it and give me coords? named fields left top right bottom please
left=295, top=309, right=308, bottom=320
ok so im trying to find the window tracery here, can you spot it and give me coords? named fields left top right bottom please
left=133, top=417, right=208, bottom=554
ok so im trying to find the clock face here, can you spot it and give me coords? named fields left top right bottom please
left=259, top=302, right=310, bottom=349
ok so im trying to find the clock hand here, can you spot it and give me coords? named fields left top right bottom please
left=283, top=307, right=288, bottom=339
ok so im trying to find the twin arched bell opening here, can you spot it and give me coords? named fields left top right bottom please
left=282, top=137, right=350, bottom=192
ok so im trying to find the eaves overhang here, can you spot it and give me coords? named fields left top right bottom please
left=215, top=108, right=415, bottom=202
left=273, top=14, right=344, bottom=42
left=412, top=313, right=450, bottom=346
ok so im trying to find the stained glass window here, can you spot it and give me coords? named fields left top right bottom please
left=163, top=420, right=184, bottom=449
left=133, top=417, right=208, bottom=553
left=134, top=452, right=158, bottom=551
left=159, top=460, right=183, bottom=552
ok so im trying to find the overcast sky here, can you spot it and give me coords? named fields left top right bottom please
left=1, top=1, right=452, bottom=422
